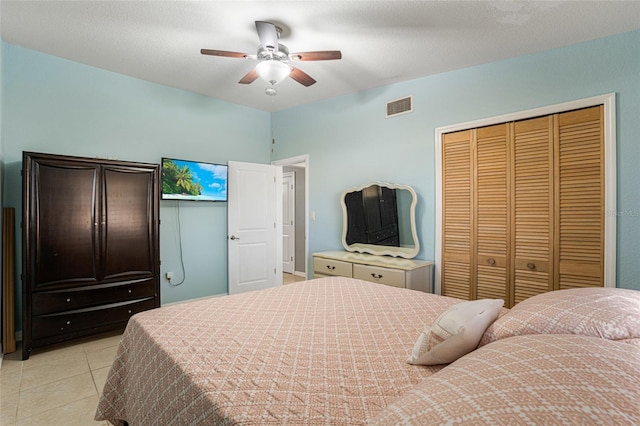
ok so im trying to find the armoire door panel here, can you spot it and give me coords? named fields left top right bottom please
left=102, top=167, right=157, bottom=280
left=442, top=130, right=473, bottom=299
left=33, top=161, right=100, bottom=288
left=555, top=106, right=604, bottom=289
left=475, top=124, right=509, bottom=301
left=513, top=116, right=554, bottom=299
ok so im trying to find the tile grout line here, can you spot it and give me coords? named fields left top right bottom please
left=5, top=335, right=120, bottom=424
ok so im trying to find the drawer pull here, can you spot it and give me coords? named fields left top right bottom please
left=66, top=298, right=71, bottom=302
left=128, top=289, right=132, bottom=294
left=527, top=263, right=536, bottom=270
left=128, top=310, right=132, bottom=314
left=371, top=273, right=383, bottom=280
left=326, top=265, right=336, bottom=270
left=66, top=321, right=71, bottom=325
left=488, top=258, right=496, bottom=265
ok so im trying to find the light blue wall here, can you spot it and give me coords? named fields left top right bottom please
left=272, top=29, right=640, bottom=291
left=1, top=41, right=271, bottom=328
left=2, top=27, right=639, bottom=337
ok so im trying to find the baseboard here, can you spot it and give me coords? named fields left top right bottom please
left=161, top=292, right=227, bottom=307
left=293, top=271, right=307, bottom=279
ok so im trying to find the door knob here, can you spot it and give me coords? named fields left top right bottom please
left=229, top=235, right=240, bottom=240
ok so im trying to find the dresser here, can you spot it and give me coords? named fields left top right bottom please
left=313, top=250, right=433, bottom=293
left=22, top=152, right=160, bottom=359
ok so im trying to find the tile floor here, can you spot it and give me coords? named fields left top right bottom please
left=283, top=272, right=307, bottom=285
left=1, top=276, right=307, bottom=425
left=0, top=331, right=122, bottom=426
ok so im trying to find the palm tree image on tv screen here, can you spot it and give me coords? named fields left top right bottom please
left=161, top=158, right=228, bottom=202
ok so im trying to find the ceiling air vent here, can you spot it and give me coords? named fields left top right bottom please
left=386, top=96, right=413, bottom=118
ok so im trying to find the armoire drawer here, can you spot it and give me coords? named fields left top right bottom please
left=313, top=257, right=352, bottom=277
left=31, top=279, right=157, bottom=316
left=31, top=297, right=157, bottom=340
left=353, top=264, right=405, bottom=288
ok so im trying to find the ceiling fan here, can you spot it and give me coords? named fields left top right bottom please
left=201, top=21, right=342, bottom=95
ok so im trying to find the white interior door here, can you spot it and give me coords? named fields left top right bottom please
left=228, top=161, right=282, bottom=294
left=282, top=172, right=295, bottom=274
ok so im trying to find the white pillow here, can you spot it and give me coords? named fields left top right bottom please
left=408, top=299, right=504, bottom=365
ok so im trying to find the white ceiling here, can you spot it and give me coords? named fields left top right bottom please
left=2, top=1, right=639, bottom=112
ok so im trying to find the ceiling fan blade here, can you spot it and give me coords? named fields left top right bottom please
left=289, top=67, right=316, bottom=87
left=255, top=21, right=278, bottom=50
left=290, top=50, right=342, bottom=61
left=238, top=69, right=259, bottom=84
left=201, top=49, right=249, bottom=59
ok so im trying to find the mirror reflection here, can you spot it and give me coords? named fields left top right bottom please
left=341, top=182, right=419, bottom=259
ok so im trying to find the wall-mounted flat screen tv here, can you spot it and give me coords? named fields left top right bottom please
left=161, top=157, right=228, bottom=202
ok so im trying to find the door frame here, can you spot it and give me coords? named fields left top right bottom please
left=282, top=171, right=295, bottom=274
left=272, top=154, right=309, bottom=279
left=433, top=93, right=617, bottom=294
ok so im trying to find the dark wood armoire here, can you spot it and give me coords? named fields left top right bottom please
left=22, top=152, right=160, bottom=359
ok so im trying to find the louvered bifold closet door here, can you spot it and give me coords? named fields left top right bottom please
left=475, top=124, right=510, bottom=301
left=512, top=116, right=554, bottom=304
left=555, top=106, right=604, bottom=289
left=442, top=130, right=474, bottom=299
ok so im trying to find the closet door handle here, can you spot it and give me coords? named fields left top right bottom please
left=229, top=235, right=240, bottom=240
left=527, top=263, right=536, bottom=270
left=488, top=258, right=496, bottom=266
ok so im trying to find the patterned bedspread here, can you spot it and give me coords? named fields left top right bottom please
left=95, top=277, right=460, bottom=425
left=371, top=334, right=640, bottom=425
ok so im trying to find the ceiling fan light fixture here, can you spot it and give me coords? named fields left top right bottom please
left=256, top=60, right=291, bottom=86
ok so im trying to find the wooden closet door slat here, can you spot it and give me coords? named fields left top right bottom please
left=476, top=124, right=510, bottom=301
left=555, top=106, right=604, bottom=289
left=513, top=116, right=554, bottom=303
left=442, top=130, right=474, bottom=300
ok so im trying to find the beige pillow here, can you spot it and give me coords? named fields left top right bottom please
left=407, top=298, right=504, bottom=365
left=479, top=287, right=640, bottom=347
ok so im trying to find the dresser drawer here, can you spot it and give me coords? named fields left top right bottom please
left=353, top=264, right=405, bottom=288
left=31, top=297, right=157, bottom=340
left=313, top=257, right=352, bottom=277
left=32, top=278, right=157, bottom=316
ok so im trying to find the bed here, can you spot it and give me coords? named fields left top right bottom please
left=95, top=277, right=640, bottom=425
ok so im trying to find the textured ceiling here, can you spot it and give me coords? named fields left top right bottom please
left=2, top=1, right=640, bottom=112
